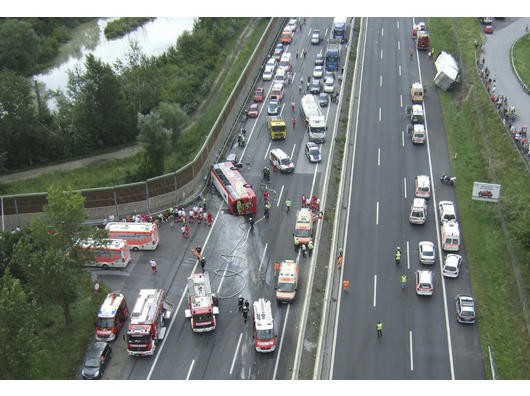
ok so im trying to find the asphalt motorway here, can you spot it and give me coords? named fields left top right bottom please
left=325, top=18, right=485, bottom=380
left=91, top=17, right=342, bottom=380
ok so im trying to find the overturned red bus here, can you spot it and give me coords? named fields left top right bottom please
left=210, top=162, right=257, bottom=215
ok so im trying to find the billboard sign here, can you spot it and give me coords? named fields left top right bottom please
left=472, top=182, right=500, bottom=202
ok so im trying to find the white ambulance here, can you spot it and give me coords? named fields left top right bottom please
left=275, top=260, right=299, bottom=303
left=441, top=221, right=460, bottom=251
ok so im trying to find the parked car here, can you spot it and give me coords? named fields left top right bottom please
left=313, top=65, right=324, bottom=78
left=483, top=25, right=494, bottom=34
left=253, top=87, right=265, bottom=102
left=418, top=241, right=435, bottom=265
left=262, top=66, right=274, bottom=81
left=315, top=52, right=324, bottom=66
left=81, top=341, right=112, bottom=379
left=270, top=148, right=295, bottom=173
left=267, top=98, right=280, bottom=115
left=324, top=78, right=335, bottom=93
left=442, top=254, right=462, bottom=278
left=311, top=29, right=321, bottom=44
left=305, top=142, right=322, bottom=163
left=310, top=78, right=322, bottom=94
left=456, top=294, right=476, bottom=323
left=274, top=43, right=284, bottom=60
left=248, top=103, right=259, bottom=118
left=266, top=57, right=277, bottom=70
left=318, top=92, right=329, bottom=107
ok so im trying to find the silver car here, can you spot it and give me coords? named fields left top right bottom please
left=418, top=241, right=435, bottom=265
left=442, top=254, right=462, bottom=278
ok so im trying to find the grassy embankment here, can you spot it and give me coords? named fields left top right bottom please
left=104, top=17, right=155, bottom=39
left=23, top=19, right=269, bottom=379
left=428, top=17, right=529, bottom=379
left=3, top=18, right=269, bottom=195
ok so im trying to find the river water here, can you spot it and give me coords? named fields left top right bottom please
left=35, top=17, right=195, bottom=94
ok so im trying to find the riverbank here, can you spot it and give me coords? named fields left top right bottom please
left=104, top=17, right=155, bottom=39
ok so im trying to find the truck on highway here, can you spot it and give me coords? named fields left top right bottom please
left=332, top=17, right=347, bottom=42
left=184, top=272, right=219, bottom=332
left=266, top=116, right=287, bottom=140
left=325, top=38, right=340, bottom=72
left=300, top=94, right=327, bottom=143
left=416, top=30, right=430, bottom=50
left=126, top=289, right=172, bottom=356
left=433, top=51, right=460, bottom=91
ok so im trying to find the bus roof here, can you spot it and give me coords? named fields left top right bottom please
left=211, top=162, right=256, bottom=201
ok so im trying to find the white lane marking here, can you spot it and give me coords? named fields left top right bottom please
left=290, top=143, right=296, bottom=160
left=403, top=177, right=407, bottom=199
left=257, top=242, right=268, bottom=273
left=398, top=64, right=402, bottom=77
left=265, top=141, right=272, bottom=161
left=378, top=107, right=381, bottom=122
left=401, top=129, right=405, bottom=147
left=380, top=49, right=383, bottom=59
left=409, top=330, right=414, bottom=371
left=397, top=20, right=400, bottom=29
left=380, top=75, right=382, bottom=87
left=381, top=27, right=384, bottom=37
left=398, top=40, right=401, bottom=51
left=406, top=240, right=410, bottom=270
left=277, top=184, right=284, bottom=207
left=375, top=201, right=379, bottom=225
left=373, top=275, right=377, bottom=307
left=377, top=148, right=381, bottom=167
left=186, top=359, right=195, bottom=380
left=400, top=94, right=403, bottom=108
left=272, top=303, right=290, bottom=380
left=229, top=332, right=243, bottom=376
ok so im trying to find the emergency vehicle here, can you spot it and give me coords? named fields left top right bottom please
left=441, top=221, right=461, bottom=251
left=105, top=222, right=159, bottom=251
left=275, top=260, right=299, bottom=303
left=95, top=292, right=129, bottom=341
left=184, top=272, right=219, bottom=332
left=78, top=238, right=131, bottom=269
left=126, top=289, right=172, bottom=356
left=294, top=208, right=314, bottom=247
left=410, top=82, right=424, bottom=103
left=253, top=298, right=276, bottom=353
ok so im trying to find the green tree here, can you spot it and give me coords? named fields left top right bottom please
left=0, top=271, right=41, bottom=379
left=0, top=19, right=41, bottom=74
left=153, top=102, right=189, bottom=145
left=67, top=54, right=136, bottom=150
left=136, top=112, right=171, bottom=178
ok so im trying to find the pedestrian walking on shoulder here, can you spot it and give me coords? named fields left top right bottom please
left=377, top=321, right=383, bottom=337
left=200, top=257, right=206, bottom=272
left=242, top=300, right=250, bottom=323
left=238, top=295, right=244, bottom=311
left=150, top=259, right=158, bottom=274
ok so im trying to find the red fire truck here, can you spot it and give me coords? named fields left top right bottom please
left=184, top=272, right=219, bottom=332
left=253, top=298, right=276, bottom=353
left=95, top=292, right=129, bottom=341
left=126, top=289, right=173, bottom=356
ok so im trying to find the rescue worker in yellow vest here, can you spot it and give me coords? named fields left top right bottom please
left=377, top=321, right=383, bottom=337
left=395, top=247, right=401, bottom=265
left=307, top=240, right=314, bottom=256
left=285, top=198, right=292, bottom=213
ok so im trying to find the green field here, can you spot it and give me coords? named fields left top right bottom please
left=512, top=33, right=530, bottom=89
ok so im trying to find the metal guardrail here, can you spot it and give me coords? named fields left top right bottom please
left=1, top=18, right=287, bottom=231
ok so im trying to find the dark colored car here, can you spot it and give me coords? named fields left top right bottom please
left=318, top=92, right=329, bottom=107
left=81, top=341, right=112, bottom=379
left=483, top=25, right=494, bottom=34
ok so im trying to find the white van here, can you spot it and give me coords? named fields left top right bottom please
left=438, top=201, right=457, bottom=223
left=441, top=221, right=460, bottom=251
left=270, top=148, right=294, bottom=173
left=274, top=68, right=286, bottom=85
left=415, top=270, right=434, bottom=296
left=414, top=175, right=431, bottom=199
left=409, top=198, right=427, bottom=224
left=411, top=123, right=426, bottom=144
left=275, top=260, right=299, bottom=303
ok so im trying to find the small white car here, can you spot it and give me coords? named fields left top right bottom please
left=418, top=241, right=435, bottom=265
left=313, top=65, right=324, bottom=78
left=324, top=78, right=334, bottom=93
left=262, top=66, right=274, bottom=81
left=442, top=254, right=462, bottom=278
left=266, top=57, right=277, bottom=70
